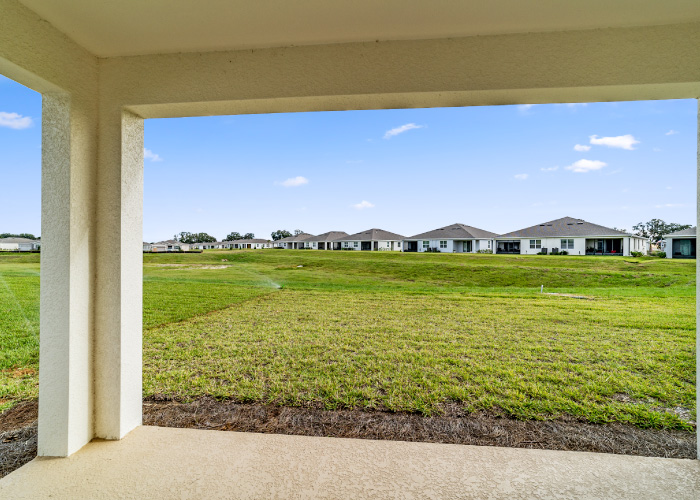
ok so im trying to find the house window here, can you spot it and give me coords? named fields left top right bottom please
left=343, top=242, right=348, bottom=248
left=529, top=240, right=541, bottom=249
left=397, top=242, right=401, bottom=248
left=354, top=241, right=358, bottom=248
left=561, top=239, right=574, bottom=249
left=488, top=241, right=491, bottom=248
left=439, top=240, right=447, bottom=249
left=422, top=241, right=429, bottom=249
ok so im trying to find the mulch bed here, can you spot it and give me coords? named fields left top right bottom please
left=1, top=398, right=696, bottom=479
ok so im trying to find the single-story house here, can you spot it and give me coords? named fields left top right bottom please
left=494, top=217, right=647, bottom=256
left=189, top=241, right=225, bottom=249
left=230, top=239, right=272, bottom=249
left=336, top=228, right=405, bottom=251
left=274, top=233, right=314, bottom=249
left=142, top=242, right=152, bottom=252
left=0, top=237, right=41, bottom=251
left=663, top=227, right=696, bottom=259
left=150, top=240, right=191, bottom=252
left=403, top=223, right=496, bottom=253
left=304, top=231, right=348, bottom=250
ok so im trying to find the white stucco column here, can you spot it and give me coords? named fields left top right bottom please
left=38, top=93, right=96, bottom=457
left=94, top=108, right=144, bottom=440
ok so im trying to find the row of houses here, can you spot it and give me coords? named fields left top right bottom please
left=274, top=217, right=654, bottom=257
left=141, top=217, right=697, bottom=259
left=142, top=239, right=274, bottom=252
left=0, top=237, right=41, bottom=251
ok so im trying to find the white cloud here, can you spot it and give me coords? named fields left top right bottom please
left=654, top=203, right=687, bottom=208
left=565, top=159, right=607, bottom=173
left=517, top=104, right=535, bottom=113
left=666, top=186, right=672, bottom=190
left=352, top=200, right=375, bottom=210
left=514, top=174, right=528, bottom=180
left=573, top=144, right=591, bottom=152
left=144, top=148, right=163, bottom=162
left=0, top=111, right=33, bottom=130
left=279, top=176, right=309, bottom=188
left=540, top=166, right=559, bottom=172
left=652, top=147, right=662, bottom=152
left=589, top=134, right=640, bottom=150
left=666, top=129, right=679, bottom=135
left=383, top=123, right=423, bottom=139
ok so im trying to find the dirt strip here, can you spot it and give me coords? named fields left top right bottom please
left=141, top=397, right=696, bottom=460
left=2, top=398, right=696, bottom=479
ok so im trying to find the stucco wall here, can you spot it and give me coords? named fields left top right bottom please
left=0, top=0, right=99, bottom=457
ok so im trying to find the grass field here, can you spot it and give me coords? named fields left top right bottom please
left=0, top=250, right=696, bottom=430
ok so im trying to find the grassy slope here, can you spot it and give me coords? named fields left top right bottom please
left=0, top=250, right=696, bottom=429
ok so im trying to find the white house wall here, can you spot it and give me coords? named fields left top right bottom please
left=410, top=239, right=493, bottom=253
left=495, top=237, right=646, bottom=256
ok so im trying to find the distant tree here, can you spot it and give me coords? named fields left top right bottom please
left=293, top=229, right=304, bottom=236
left=271, top=229, right=292, bottom=241
left=0, top=233, right=37, bottom=239
left=612, top=227, right=628, bottom=234
left=194, top=232, right=216, bottom=243
left=226, top=232, right=243, bottom=241
left=174, top=231, right=216, bottom=243
left=633, top=219, right=692, bottom=243
left=243, top=232, right=255, bottom=240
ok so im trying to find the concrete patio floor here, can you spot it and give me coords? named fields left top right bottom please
left=1, top=425, right=698, bottom=499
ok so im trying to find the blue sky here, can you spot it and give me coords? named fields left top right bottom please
left=1, top=73, right=696, bottom=241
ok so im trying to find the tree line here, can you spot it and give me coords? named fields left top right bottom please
left=0, top=233, right=38, bottom=240
left=172, top=229, right=305, bottom=243
left=631, top=219, right=692, bottom=244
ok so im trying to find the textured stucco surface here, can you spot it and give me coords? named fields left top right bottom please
left=1, top=426, right=699, bottom=499
left=102, top=22, right=700, bottom=119
left=93, top=109, right=143, bottom=440
left=16, top=0, right=700, bottom=57
left=0, top=1, right=99, bottom=457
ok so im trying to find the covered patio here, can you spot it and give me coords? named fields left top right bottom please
left=586, top=238, right=624, bottom=256
left=1, top=0, right=699, bottom=497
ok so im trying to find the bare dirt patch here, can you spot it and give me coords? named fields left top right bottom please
left=2, top=398, right=695, bottom=478
left=142, top=397, right=696, bottom=459
left=0, top=401, right=38, bottom=478
left=0, top=401, right=37, bottom=430
left=544, top=293, right=595, bottom=300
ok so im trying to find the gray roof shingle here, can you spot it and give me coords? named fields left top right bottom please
left=337, top=228, right=405, bottom=241
left=497, top=217, right=642, bottom=238
left=664, top=227, right=696, bottom=237
left=0, top=237, right=39, bottom=244
left=407, top=223, right=497, bottom=240
left=276, top=233, right=314, bottom=242
left=305, top=231, right=348, bottom=242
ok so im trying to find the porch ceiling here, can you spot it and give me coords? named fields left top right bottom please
left=17, top=0, right=700, bottom=57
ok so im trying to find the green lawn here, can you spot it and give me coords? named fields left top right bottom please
left=0, top=250, right=696, bottom=430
